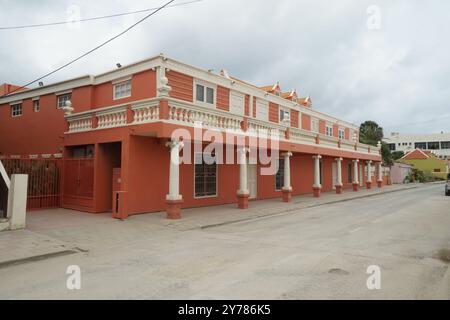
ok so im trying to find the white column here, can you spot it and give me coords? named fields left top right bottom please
left=238, top=148, right=249, bottom=194
left=166, top=140, right=184, bottom=201
left=366, top=160, right=373, bottom=182
left=283, top=152, right=293, bottom=190
left=7, top=174, right=28, bottom=230
left=377, top=162, right=383, bottom=182
left=335, top=158, right=343, bottom=186
left=353, top=159, right=359, bottom=184
left=313, top=155, right=322, bottom=188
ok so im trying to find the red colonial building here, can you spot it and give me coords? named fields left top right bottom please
left=0, top=55, right=386, bottom=219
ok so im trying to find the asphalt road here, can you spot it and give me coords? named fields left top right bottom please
left=1, top=183, right=449, bottom=299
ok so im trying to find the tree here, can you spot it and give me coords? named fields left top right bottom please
left=359, top=120, right=384, bottom=145
left=359, top=121, right=392, bottom=166
left=391, top=151, right=405, bottom=161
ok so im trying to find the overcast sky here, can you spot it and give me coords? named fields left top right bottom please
left=1, top=0, right=449, bottom=135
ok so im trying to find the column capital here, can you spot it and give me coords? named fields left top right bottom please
left=352, top=159, right=360, bottom=163
left=166, top=139, right=184, bottom=150
left=335, top=157, right=343, bottom=162
left=238, top=147, right=250, bottom=155
left=366, top=160, right=373, bottom=164
left=312, top=155, right=322, bottom=160
left=283, top=152, right=293, bottom=158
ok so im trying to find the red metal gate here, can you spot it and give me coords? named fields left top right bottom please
left=1, top=157, right=62, bottom=210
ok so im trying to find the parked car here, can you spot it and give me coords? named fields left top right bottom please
left=446, top=174, right=450, bottom=196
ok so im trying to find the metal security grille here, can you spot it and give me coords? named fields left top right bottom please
left=275, top=158, right=284, bottom=191
left=194, top=153, right=217, bottom=197
left=1, top=157, right=62, bottom=210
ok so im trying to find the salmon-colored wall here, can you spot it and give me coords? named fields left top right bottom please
left=72, top=86, right=93, bottom=112
left=167, top=70, right=193, bottom=102
left=345, top=128, right=350, bottom=140
left=291, top=110, right=299, bottom=128
left=319, top=120, right=326, bottom=135
left=92, top=70, right=156, bottom=109
left=244, top=94, right=250, bottom=116
left=252, top=97, right=257, bottom=118
left=216, top=86, right=230, bottom=111
left=0, top=70, right=157, bottom=156
left=333, top=124, right=339, bottom=138
left=0, top=94, right=65, bottom=155
left=302, top=114, right=311, bottom=131
left=269, top=102, right=279, bottom=123
left=125, top=137, right=241, bottom=215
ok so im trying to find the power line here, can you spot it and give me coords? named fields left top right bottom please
left=0, top=0, right=201, bottom=30
left=1, top=0, right=177, bottom=98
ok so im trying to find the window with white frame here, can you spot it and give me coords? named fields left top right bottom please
left=195, top=81, right=215, bottom=105
left=279, top=109, right=290, bottom=123
left=113, top=80, right=132, bottom=100
left=338, top=128, right=345, bottom=140
left=57, top=93, right=71, bottom=109
left=326, top=125, right=333, bottom=137
left=33, top=99, right=40, bottom=112
left=194, top=153, right=217, bottom=198
left=11, top=103, right=22, bottom=117
left=311, top=118, right=319, bottom=133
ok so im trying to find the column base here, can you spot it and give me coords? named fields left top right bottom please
left=237, top=193, right=250, bottom=209
left=352, top=183, right=359, bottom=192
left=377, top=180, right=383, bottom=188
left=366, top=181, right=372, bottom=190
left=166, top=199, right=183, bottom=220
left=282, top=188, right=292, bottom=202
left=313, top=187, right=321, bottom=198
left=335, top=185, right=343, bottom=194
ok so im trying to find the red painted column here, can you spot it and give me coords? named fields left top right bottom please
left=113, top=134, right=130, bottom=219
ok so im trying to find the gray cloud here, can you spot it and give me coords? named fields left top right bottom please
left=1, top=0, right=449, bottom=135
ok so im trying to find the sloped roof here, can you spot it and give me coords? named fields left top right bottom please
left=401, top=149, right=430, bottom=160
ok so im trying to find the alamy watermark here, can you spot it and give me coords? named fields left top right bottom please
left=366, top=5, right=382, bottom=30
left=366, top=265, right=381, bottom=290
left=169, top=122, right=282, bottom=175
left=66, top=265, right=81, bottom=290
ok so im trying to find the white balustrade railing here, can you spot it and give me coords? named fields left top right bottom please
left=168, top=102, right=242, bottom=131
left=68, top=116, right=92, bottom=133
left=133, top=103, right=159, bottom=124
left=97, top=108, right=127, bottom=129
left=64, top=98, right=380, bottom=155
left=247, top=119, right=286, bottom=140
left=289, top=128, right=316, bottom=145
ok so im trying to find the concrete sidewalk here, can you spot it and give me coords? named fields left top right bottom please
left=0, top=229, right=79, bottom=268
left=0, top=182, right=431, bottom=268
left=150, top=183, right=424, bottom=231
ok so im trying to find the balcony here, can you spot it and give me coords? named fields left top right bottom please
left=64, top=97, right=380, bottom=157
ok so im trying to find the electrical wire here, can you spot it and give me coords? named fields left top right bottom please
left=1, top=0, right=177, bottom=98
left=0, top=0, right=201, bottom=30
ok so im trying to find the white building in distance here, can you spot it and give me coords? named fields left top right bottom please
left=383, top=132, right=450, bottom=160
